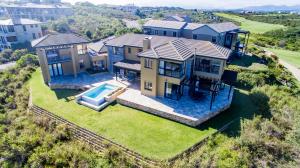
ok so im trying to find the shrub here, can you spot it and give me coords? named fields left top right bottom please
left=16, top=54, right=39, bottom=68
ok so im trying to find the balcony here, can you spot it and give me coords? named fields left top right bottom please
left=47, top=55, right=72, bottom=64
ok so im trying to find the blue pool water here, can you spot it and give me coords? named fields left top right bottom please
left=82, top=84, right=118, bottom=106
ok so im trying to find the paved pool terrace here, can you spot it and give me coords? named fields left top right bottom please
left=49, top=72, right=234, bottom=127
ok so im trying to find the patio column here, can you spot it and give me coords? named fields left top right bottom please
left=70, top=45, right=78, bottom=78
left=37, top=48, right=51, bottom=84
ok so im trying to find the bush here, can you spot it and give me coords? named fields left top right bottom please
left=16, top=54, right=39, bottom=68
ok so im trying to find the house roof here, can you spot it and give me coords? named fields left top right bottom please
left=164, top=15, right=186, bottom=22
left=31, top=33, right=90, bottom=48
left=143, top=20, right=187, bottom=30
left=114, top=60, right=141, bottom=71
left=0, top=3, right=70, bottom=9
left=208, top=22, right=239, bottom=33
left=110, top=34, right=232, bottom=61
left=88, top=36, right=115, bottom=53
left=0, top=18, right=41, bottom=25
left=184, top=23, right=205, bottom=30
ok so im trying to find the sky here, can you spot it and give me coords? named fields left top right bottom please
left=62, top=0, right=300, bottom=9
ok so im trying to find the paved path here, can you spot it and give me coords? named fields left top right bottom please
left=279, top=59, right=300, bottom=81
left=0, top=62, right=16, bottom=71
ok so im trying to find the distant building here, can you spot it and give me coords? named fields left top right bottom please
left=163, top=15, right=192, bottom=23
left=0, top=17, right=43, bottom=51
left=0, top=2, right=72, bottom=22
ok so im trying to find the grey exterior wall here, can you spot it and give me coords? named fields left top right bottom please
left=143, top=27, right=182, bottom=37
left=107, top=46, right=125, bottom=72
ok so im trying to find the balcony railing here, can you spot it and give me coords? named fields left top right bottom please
left=47, top=55, right=72, bottom=64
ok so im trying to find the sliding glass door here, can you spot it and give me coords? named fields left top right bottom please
left=164, top=82, right=183, bottom=100
left=48, top=63, right=63, bottom=77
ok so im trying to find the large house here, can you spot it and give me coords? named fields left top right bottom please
left=105, top=33, right=231, bottom=100
left=143, top=20, right=250, bottom=54
left=33, top=33, right=232, bottom=100
left=0, top=17, right=42, bottom=51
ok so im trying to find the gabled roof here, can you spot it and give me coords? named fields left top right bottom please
left=143, top=20, right=187, bottom=30
left=0, top=18, right=41, bottom=25
left=151, top=39, right=193, bottom=61
left=164, top=15, right=186, bottom=22
left=208, top=22, right=239, bottom=33
left=31, top=33, right=90, bottom=48
left=184, top=23, right=205, bottom=30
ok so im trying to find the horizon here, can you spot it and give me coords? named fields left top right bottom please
left=62, top=0, right=300, bottom=9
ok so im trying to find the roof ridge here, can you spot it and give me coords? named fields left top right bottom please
left=169, top=40, right=183, bottom=61
left=210, top=43, right=226, bottom=57
left=32, top=34, right=50, bottom=47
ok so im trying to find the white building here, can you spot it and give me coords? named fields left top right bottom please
left=0, top=18, right=42, bottom=51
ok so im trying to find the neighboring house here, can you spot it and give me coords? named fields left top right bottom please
left=143, top=20, right=187, bottom=37
left=31, top=33, right=90, bottom=84
left=163, top=15, right=192, bottom=23
left=0, top=17, right=42, bottom=51
left=0, top=2, right=72, bottom=22
left=105, top=33, right=231, bottom=100
left=143, top=20, right=250, bottom=53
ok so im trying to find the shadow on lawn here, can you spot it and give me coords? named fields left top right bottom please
left=53, top=89, right=82, bottom=102
left=197, top=89, right=260, bottom=137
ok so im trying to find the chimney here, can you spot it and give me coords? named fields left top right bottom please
left=143, top=37, right=151, bottom=51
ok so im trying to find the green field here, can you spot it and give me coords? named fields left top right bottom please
left=215, top=13, right=286, bottom=34
left=266, top=48, right=300, bottom=68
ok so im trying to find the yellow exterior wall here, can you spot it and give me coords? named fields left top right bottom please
left=124, top=46, right=142, bottom=61
left=36, top=48, right=50, bottom=83
left=61, top=62, right=74, bottom=75
left=157, top=75, right=182, bottom=97
left=140, top=57, right=158, bottom=97
left=193, top=56, right=226, bottom=80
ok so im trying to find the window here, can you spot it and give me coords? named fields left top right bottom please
left=0, top=26, right=2, bottom=32
left=113, top=47, right=121, bottom=55
left=6, top=36, right=17, bottom=42
left=154, top=30, right=158, bottom=35
left=0, top=36, right=5, bottom=43
left=144, top=81, right=152, bottom=91
left=173, top=32, right=177, bottom=37
left=138, top=48, right=143, bottom=53
left=38, top=33, right=41, bottom=38
left=194, top=58, right=221, bottom=74
left=32, top=33, right=36, bottom=39
left=79, top=59, right=84, bottom=69
left=128, top=47, right=131, bottom=54
left=212, top=36, right=217, bottom=43
left=30, top=25, right=33, bottom=28
left=35, top=24, right=38, bottom=28
left=7, top=25, right=15, bottom=32
left=144, top=58, right=152, bottom=69
left=22, top=25, right=27, bottom=31
left=158, top=60, right=184, bottom=78
left=163, top=31, right=167, bottom=36
left=193, top=34, right=197, bottom=39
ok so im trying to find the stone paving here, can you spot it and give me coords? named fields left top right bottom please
left=117, top=86, right=234, bottom=126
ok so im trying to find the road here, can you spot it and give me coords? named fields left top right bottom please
left=279, top=59, right=300, bottom=81
left=0, top=62, right=16, bottom=71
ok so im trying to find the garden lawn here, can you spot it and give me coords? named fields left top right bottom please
left=215, top=13, right=285, bottom=34
left=266, top=48, right=300, bottom=68
left=30, top=69, right=216, bottom=160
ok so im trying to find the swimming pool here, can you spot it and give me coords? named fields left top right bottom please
left=81, top=84, right=118, bottom=106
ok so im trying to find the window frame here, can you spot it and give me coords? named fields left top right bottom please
left=144, top=58, right=152, bottom=69
left=144, top=81, right=153, bottom=91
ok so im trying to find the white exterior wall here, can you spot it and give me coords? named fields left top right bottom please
left=0, top=23, right=42, bottom=51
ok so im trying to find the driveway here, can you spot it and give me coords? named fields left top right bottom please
left=279, top=59, right=300, bottom=81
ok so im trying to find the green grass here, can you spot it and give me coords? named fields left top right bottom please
left=266, top=48, right=300, bottom=68
left=30, top=69, right=257, bottom=159
left=215, top=13, right=286, bottom=34
left=30, top=69, right=216, bottom=160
